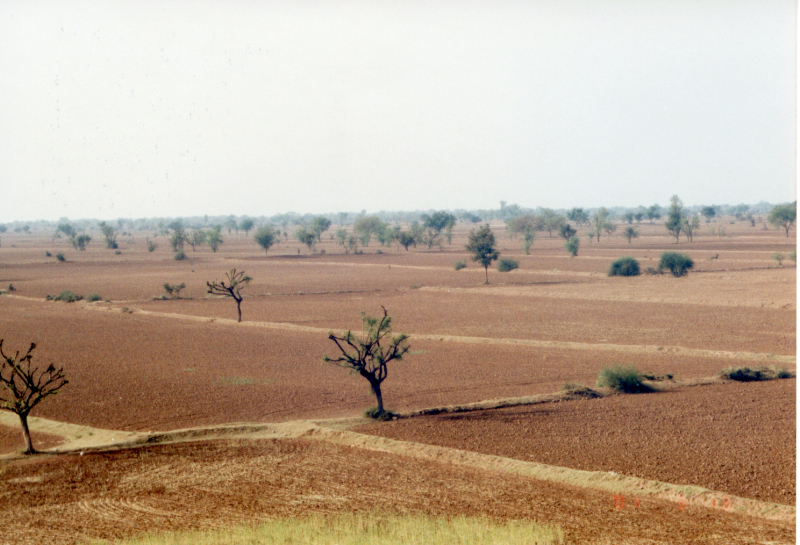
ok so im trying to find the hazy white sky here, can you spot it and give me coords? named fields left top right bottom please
left=0, top=1, right=796, bottom=222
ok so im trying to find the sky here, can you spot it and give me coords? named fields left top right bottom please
left=0, top=0, right=796, bottom=222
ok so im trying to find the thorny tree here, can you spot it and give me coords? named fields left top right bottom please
left=206, top=268, right=251, bottom=322
left=324, top=307, right=410, bottom=418
left=0, top=340, right=68, bottom=454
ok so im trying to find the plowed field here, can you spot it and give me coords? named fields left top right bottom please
left=0, top=220, right=794, bottom=543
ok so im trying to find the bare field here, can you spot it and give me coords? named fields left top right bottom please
left=0, top=221, right=795, bottom=543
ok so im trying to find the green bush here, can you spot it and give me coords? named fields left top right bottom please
left=497, top=257, right=519, bottom=272
left=658, top=252, right=693, bottom=277
left=596, top=365, right=653, bottom=393
left=771, top=252, right=785, bottom=266
left=564, top=236, right=580, bottom=257
left=453, top=260, right=467, bottom=271
left=718, top=366, right=794, bottom=382
left=45, top=251, right=52, bottom=257
left=147, top=239, right=158, bottom=252
left=174, top=250, right=187, bottom=261
left=53, top=290, right=83, bottom=303
left=55, top=253, right=66, bottom=262
left=608, top=256, right=640, bottom=277
left=86, top=293, right=102, bottom=302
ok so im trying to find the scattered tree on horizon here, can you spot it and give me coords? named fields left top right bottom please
left=767, top=203, right=797, bottom=237
left=206, top=226, right=223, bottom=252
left=295, top=226, right=317, bottom=252
left=591, top=208, right=612, bottom=242
left=98, top=221, right=118, bottom=249
left=0, top=340, right=68, bottom=455
left=558, top=223, right=577, bottom=241
left=683, top=214, right=700, bottom=242
left=239, top=218, right=255, bottom=236
left=646, top=204, right=661, bottom=224
left=352, top=216, right=386, bottom=247
left=664, top=195, right=684, bottom=243
left=168, top=220, right=187, bottom=252
left=622, top=226, right=639, bottom=243
left=323, top=307, right=410, bottom=418
left=466, top=224, right=499, bottom=284
left=187, top=229, right=207, bottom=251
left=567, top=208, right=589, bottom=225
left=254, top=225, right=278, bottom=255
left=421, top=211, right=456, bottom=249
left=310, top=216, right=332, bottom=243
left=701, top=206, right=717, bottom=221
left=206, top=268, right=251, bottom=322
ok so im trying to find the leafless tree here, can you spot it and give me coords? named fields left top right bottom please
left=0, top=340, right=68, bottom=454
left=206, top=268, right=251, bottom=322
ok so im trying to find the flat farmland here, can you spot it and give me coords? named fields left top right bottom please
left=0, top=220, right=795, bottom=544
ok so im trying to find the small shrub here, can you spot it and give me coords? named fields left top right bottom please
left=55, top=253, right=66, bottom=262
left=45, top=251, right=52, bottom=257
left=114, top=250, right=122, bottom=255
left=709, top=254, right=719, bottom=260
left=771, top=252, right=785, bottom=266
left=163, top=282, right=186, bottom=298
left=789, top=251, right=796, bottom=263
left=364, top=406, right=395, bottom=421
left=564, top=236, right=580, bottom=257
left=147, top=240, right=158, bottom=252
left=561, top=383, right=600, bottom=398
left=174, top=250, right=187, bottom=261
left=718, top=366, right=794, bottom=382
left=608, top=256, right=640, bottom=277
left=53, top=290, right=83, bottom=303
left=7, top=284, right=15, bottom=292
left=86, top=293, right=102, bottom=302
left=453, top=260, right=467, bottom=271
left=658, top=252, right=693, bottom=277
left=644, top=266, right=662, bottom=275
left=596, top=365, right=653, bottom=393
left=497, top=257, right=519, bottom=272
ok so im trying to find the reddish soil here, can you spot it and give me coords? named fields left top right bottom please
left=357, top=379, right=796, bottom=505
left=0, top=438, right=793, bottom=545
left=0, top=424, right=63, bottom=455
left=0, top=221, right=794, bottom=543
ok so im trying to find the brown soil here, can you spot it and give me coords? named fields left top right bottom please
left=0, top=424, right=63, bottom=455
left=356, top=379, right=796, bottom=505
left=0, top=222, right=794, bottom=543
left=0, top=437, right=793, bottom=545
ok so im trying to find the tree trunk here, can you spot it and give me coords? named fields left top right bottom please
left=18, top=412, right=35, bottom=454
left=370, top=379, right=384, bottom=415
left=235, top=297, right=242, bottom=322
left=484, top=265, right=489, bottom=284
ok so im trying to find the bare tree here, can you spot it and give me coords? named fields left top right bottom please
left=324, top=307, right=410, bottom=418
left=0, top=340, right=68, bottom=454
left=206, top=268, right=251, bottom=322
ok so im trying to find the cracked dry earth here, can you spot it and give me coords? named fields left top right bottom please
left=0, top=436, right=794, bottom=545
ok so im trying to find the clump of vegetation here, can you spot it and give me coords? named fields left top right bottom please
left=174, top=250, right=187, bottom=261
left=7, top=284, right=15, bottom=292
left=596, top=365, right=653, bottom=393
left=658, top=252, right=693, bottom=277
left=50, top=291, right=83, bottom=303
left=718, top=365, right=794, bottom=382
left=45, top=251, right=52, bottom=257
left=85, top=293, right=102, bottom=302
left=364, top=406, right=396, bottom=420
left=608, top=256, right=640, bottom=277
left=790, top=251, right=797, bottom=264
left=55, top=253, right=66, bottom=262
left=641, top=373, right=674, bottom=381
left=163, top=282, right=186, bottom=299
left=497, top=257, right=519, bottom=272
left=146, top=239, right=158, bottom=252
left=771, top=252, right=785, bottom=267
left=453, top=260, right=466, bottom=271
left=561, top=383, right=600, bottom=398
left=564, top=236, right=580, bottom=257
